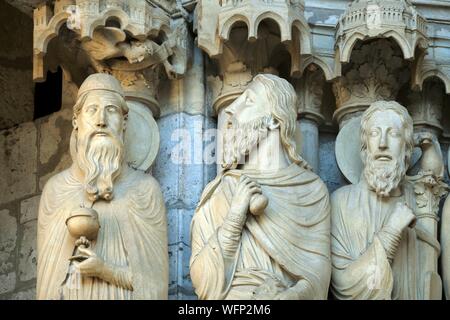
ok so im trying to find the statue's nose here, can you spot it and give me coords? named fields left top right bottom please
left=96, top=109, right=107, bottom=128
left=378, top=131, right=388, bottom=150
left=225, top=101, right=237, bottom=116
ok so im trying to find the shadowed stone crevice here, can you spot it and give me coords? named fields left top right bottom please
left=33, top=68, right=63, bottom=120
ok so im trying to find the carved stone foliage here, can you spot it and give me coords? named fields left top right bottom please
left=33, top=0, right=191, bottom=116
left=332, top=39, right=410, bottom=124
left=406, top=79, right=444, bottom=133
left=296, top=66, right=325, bottom=124
left=336, top=0, right=428, bottom=68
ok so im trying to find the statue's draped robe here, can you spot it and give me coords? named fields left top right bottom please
left=190, top=164, right=331, bottom=300
left=443, top=196, right=450, bottom=300
left=331, top=179, right=439, bottom=300
left=37, top=167, right=168, bottom=300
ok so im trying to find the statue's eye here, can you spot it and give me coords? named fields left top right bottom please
left=245, top=94, right=254, bottom=104
left=389, top=129, right=401, bottom=137
left=369, top=129, right=379, bottom=137
left=106, top=105, right=118, bottom=113
left=86, top=105, right=97, bottom=114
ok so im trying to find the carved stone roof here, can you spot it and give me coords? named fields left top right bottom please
left=196, top=0, right=312, bottom=58
left=336, top=0, right=428, bottom=66
left=33, top=0, right=171, bottom=81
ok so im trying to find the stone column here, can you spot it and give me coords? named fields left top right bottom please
left=153, top=47, right=217, bottom=299
left=298, top=119, right=320, bottom=172
left=296, top=67, right=325, bottom=172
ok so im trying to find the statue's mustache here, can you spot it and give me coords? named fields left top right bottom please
left=89, top=129, right=115, bottom=139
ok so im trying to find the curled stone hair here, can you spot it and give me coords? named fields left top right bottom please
left=253, top=73, right=312, bottom=170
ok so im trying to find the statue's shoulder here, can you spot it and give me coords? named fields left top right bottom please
left=306, top=168, right=328, bottom=189
left=41, top=168, right=72, bottom=195
left=331, top=183, right=358, bottom=203
left=124, top=168, right=163, bottom=195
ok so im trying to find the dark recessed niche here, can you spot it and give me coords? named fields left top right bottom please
left=33, top=67, right=63, bottom=120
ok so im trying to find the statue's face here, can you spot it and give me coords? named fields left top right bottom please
left=73, top=90, right=126, bottom=201
left=363, top=109, right=407, bottom=197
left=221, top=80, right=275, bottom=169
left=76, top=90, right=125, bottom=141
left=365, top=110, right=405, bottom=166
left=225, top=81, right=270, bottom=124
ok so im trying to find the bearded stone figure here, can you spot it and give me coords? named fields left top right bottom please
left=190, top=74, right=331, bottom=300
left=37, top=73, right=168, bottom=300
left=331, top=101, right=440, bottom=300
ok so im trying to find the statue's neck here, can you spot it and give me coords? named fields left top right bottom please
left=240, top=130, right=290, bottom=171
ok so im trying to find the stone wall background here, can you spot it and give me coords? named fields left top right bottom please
left=0, top=0, right=34, bottom=131
left=0, top=74, right=75, bottom=299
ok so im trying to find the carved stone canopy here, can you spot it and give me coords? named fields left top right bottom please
left=195, top=0, right=312, bottom=62
left=332, top=38, right=410, bottom=125
left=196, top=0, right=313, bottom=115
left=33, top=0, right=190, bottom=116
left=413, top=46, right=450, bottom=95
left=335, top=0, right=428, bottom=72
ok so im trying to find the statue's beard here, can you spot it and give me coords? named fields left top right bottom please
left=363, top=151, right=406, bottom=197
left=75, top=131, right=124, bottom=202
left=222, top=115, right=271, bottom=170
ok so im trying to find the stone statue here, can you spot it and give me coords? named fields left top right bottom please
left=37, top=73, right=168, bottom=300
left=189, top=74, right=331, bottom=300
left=442, top=149, right=450, bottom=300
left=330, top=101, right=442, bottom=300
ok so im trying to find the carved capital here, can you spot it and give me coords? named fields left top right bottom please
left=211, top=62, right=278, bottom=115
left=332, top=39, right=409, bottom=125
left=296, top=68, right=325, bottom=124
left=407, top=80, right=444, bottom=133
left=408, top=173, right=449, bottom=222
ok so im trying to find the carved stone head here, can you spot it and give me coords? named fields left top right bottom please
left=71, top=73, right=129, bottom=202
left=360, top=100, right=414, bottom=197
left=222, top=73, right=305, bottom=169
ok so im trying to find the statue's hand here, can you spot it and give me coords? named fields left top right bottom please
left=74, top=247, right=106, bottom=279
left=252, top=277, right=285, bottom=300
left=274, top=280, right=312, bottom=300
left=229, top=175, right=262, bottom=225
left=387, top=203, right=416, bottom=233
left=274, top=287, right=299, bottom=300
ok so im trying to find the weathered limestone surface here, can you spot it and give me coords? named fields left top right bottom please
left=154, top=112, right=216, bottom=299
left=18, top=221, right=37, bottom=282
left=0, top=0, right=34, bottom=130
left=38, top=108, right=73, bottom=191
left=20, top=195, right=40, bottom=224
left=0, top=209, right=17, bottom=276
left=0, top=122, right=37, bottom=204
